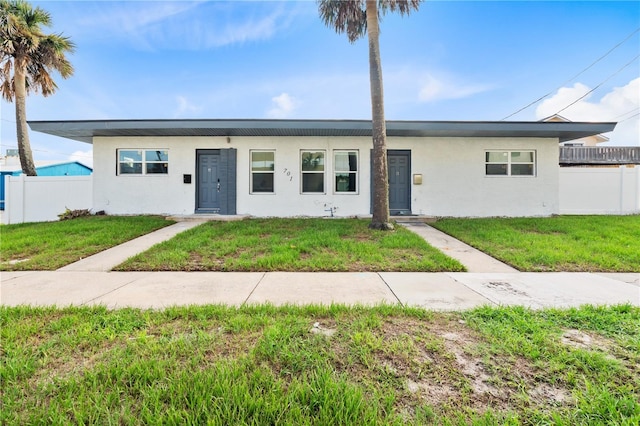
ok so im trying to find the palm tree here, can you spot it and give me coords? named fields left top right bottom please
left=1, top=0, right=74, bottom=176
left=318, top=0, right=420, bottom=230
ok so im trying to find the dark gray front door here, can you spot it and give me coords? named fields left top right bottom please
left=197, top=153, right=220, bottom=212
left=388, top=151, right=411, bottom=215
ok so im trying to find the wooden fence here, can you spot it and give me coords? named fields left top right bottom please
left=560, top=147, right=640, bottom=165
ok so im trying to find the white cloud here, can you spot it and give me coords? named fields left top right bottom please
left=267, top=93, right=297, bottom=118
left=211, top=10, right=282, bottom=47
left=173, top=96, right=201, bottom=118
left=69, top=150, right=93, bottom=168
left=77, top=1, right=203, bottom=50
left=418, top=73, right=493, bottom=103
left=536, top=78, right=639, bottom=146
left=75, top=1, right=301, bottom=51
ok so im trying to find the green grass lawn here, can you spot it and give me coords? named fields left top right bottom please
left=115, top=218, right=465, bottom=272
left=431, top=215, right=640, bottom=272
left=2, top=304, right=638, bottom=425
left=0, top=216, right=174, bottom=271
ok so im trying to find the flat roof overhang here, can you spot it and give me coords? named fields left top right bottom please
left=28, top=119, right=617, bottom=144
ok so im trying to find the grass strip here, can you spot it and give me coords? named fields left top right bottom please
left=2, top=304, right=638, bottom=424
left=431, top=215, right=640, bottom=272
left=115, top=218, right=465, bottom=272
left=0, top=215, right=173, bottom=270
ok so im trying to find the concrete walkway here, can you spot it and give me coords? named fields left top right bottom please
left=1, top=219, right=638, bottom=310
left=58, top=221, right=205, bottom=272
left=1, top=271, right=637, bottom=310
left=398, top=222, right=518, bottom=273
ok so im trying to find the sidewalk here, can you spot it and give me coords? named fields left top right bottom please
left=1, top=220, right=638, bottom=310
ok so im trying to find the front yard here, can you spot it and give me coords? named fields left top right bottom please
left=2, top=215, right=638, bottom=272
left=115, top=218, right=465, bottom=272
left=2, top=304, right=638, bottom=424
left=0, top=216, right=173, bottom=271
left=431, top=215, right=640, bottom=272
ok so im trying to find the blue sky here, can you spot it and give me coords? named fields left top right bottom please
left=1, top=0, right=639, bottom=166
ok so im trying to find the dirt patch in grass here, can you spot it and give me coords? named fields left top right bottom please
left=561, top=328, right=609, bottom=351
left=372, top=317, right=574, bottom=414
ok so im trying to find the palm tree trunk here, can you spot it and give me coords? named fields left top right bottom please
left=366, top=0, right=392, bottom=230
left=14, top=63, right=37, bottom=176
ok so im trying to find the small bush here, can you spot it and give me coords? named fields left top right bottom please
left=58, top=208, right=92, bottom=221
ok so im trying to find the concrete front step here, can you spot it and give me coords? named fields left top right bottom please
left=166, top=214, right=250, bottom=222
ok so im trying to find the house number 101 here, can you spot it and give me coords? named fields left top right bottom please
left=283, top=168, right=293, bottom=181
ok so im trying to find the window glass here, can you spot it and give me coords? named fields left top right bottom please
left=146, top=163, right=168, bottom=174
left=302, top=152, right=324, bottom=171
left=120, top=162, right=143, bottom=174
left=334, top=151, right=358, bottom=193
left=486, top=164, right=508, bottom=175
left=120, top=150, right=142, bottom=162
left=511, top=164, right=534, bottom=175
left=485, top=150, right=535, bottom=177
left=145, top=150, right=169, bottom=162
left=335, top=173, right=357, bottom=192
left=252, top=173, right=274, bottom=193
left=486, top=152, right=508, bottom=163
left=335, top=152, right=357, bottom=171
left=251, top=151, right=275, bottom=193
left=301, top=151, right=325, bottom=193
left=511, top=151, right=533, bottom=162
left=251, top=151, right=274, bottom=171
left=302, top=173, right=324, bottom=192
left=118, top=149, right=168, bottom=175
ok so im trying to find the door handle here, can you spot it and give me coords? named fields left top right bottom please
left=217, top=179, right=221, bottom=192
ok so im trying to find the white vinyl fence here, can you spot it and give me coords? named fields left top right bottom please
left=2, top=175, right=93, bottom=224
left=559, top=165, right=640, bottom=215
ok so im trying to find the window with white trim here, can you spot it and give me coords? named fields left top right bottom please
left=118, top=149, right=168, bottom=175
left=334, top=150, right=358, bottom=193
left=301, top=150, right=325, bottom=193
left=485, top=150, right=535, bottom=176
left=250, top=150, right=275, bottom=193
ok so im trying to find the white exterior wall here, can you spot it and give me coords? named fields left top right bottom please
left=92, top=135, right=560, bottom=217
left=3, top=175, right=93, bottom=224
left=398, top=137, right=560, bottom=217
left=559, top=165, right=640, bottom=214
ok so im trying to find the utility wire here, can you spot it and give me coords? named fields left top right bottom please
left=501, top=27, right=640, bottom=120
left=614, top=107, right=639, bottom=120
left=553, top=54, right=639, bottom=116
left=618, top=112, right=639, bottom=124
left=0, top=143, right=92, bottom=159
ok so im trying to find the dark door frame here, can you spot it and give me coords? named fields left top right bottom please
left=370, top=149, right=411, bottom=215
left=196, top=149, right=221, bottom=213
left=195, top=149, right=237, bottom=215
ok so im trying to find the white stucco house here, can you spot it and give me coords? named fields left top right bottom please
left=29, top=119, right=615, bottom=218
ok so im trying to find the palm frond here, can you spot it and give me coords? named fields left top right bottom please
left=317, top=0, right=422, bottom=42
left=1, top=0, right=73, bottom=97
left=317, top=0, right=367, bottom=43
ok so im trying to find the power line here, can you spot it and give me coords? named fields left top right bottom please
left=618, top=112, right=639, bottom=124
left=553, top=54, right=639, bottom=116
left=501, top=27, right=640, bottom=120
left=0, top=143, right=92, bottom=159
left=614, top=107, right=639, bottom=120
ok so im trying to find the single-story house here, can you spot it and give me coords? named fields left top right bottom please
left=0, top=151, right=92, bottom=210
left=29, top=119, right=615, bottom=218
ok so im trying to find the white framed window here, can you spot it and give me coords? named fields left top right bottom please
left=250, top=150, right=275, bottom=193
left=485, top=150, right=535, bottom=176
left=118, top=149, right=168, bottom=175
left=334, top=150, right=358, bottom=193
left=301, top=150, right=325, bottom=193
